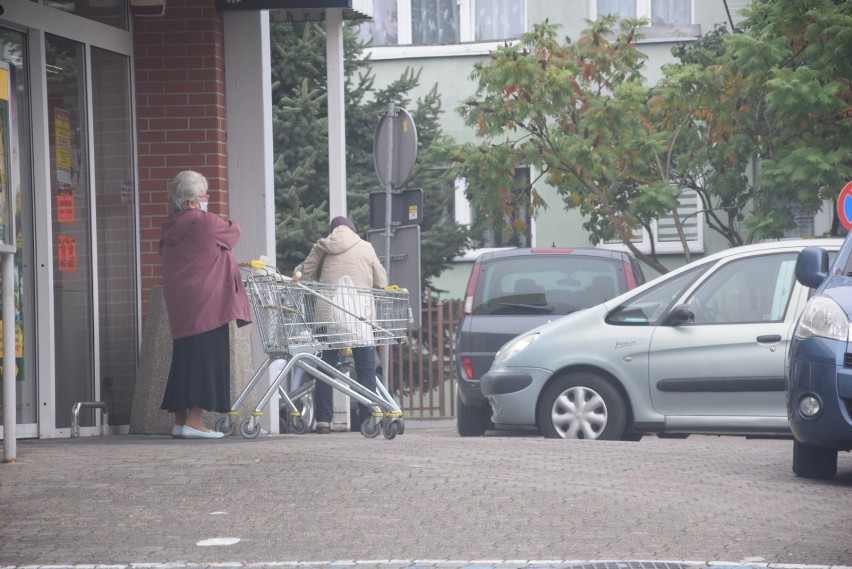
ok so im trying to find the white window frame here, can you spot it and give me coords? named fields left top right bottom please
left=598, top=189, right=704, bottom=255
left=589, top=0, right=699, bottom=43
left=454, top=169, right=537, bottom=261
left=363, top=0, right=527, bottom=60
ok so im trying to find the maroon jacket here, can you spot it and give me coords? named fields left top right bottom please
left=159, top=209, right=252, bottom=339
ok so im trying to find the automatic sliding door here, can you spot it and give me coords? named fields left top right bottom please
left=46, top=34, right=95, bottom=430
left=92, top=47, right=137, bottom=428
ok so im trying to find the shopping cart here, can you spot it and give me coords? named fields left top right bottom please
left=215, top=260, right=411, bottom=440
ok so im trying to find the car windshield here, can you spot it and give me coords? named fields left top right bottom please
left=472, top=255, right=627, bottom=316
left=607, top=263, right=711, bottom=325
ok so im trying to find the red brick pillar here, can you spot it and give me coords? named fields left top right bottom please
left=133, top=0, right=229, bottom=316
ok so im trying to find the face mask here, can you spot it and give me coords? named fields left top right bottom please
left=199, top=201, right=208, bottom=213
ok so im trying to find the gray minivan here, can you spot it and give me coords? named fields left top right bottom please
left=455, top=247, right=646, bottom=436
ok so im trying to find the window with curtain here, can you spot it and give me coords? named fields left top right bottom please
left=474, top=0, right=525, bottom=42
left=455, top=167, right=534, bottom=251
left=412, top=0, right=460, bottom=45
left=358, top=0, right=525, bottom=47
left=650, top=0, right=691, bottom=25
left=597, top=0, right=636, bottom=19
left=595, top=0, right=691, bottom=25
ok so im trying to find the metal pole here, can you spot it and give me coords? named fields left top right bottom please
left=2, top=252, right=16, bottom=462
left=326, top=8, right=347, bottom=218
left=381, top=102, right=395, bottom=390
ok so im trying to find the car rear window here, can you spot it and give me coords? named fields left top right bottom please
left=472, top=256, right=628, bottom=316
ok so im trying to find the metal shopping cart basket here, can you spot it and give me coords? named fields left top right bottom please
left=215, top=260, right=412, bottom=440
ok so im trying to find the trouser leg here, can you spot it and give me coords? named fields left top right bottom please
left=314, top=349, right=338, bottom=423
left=352, top=346, right=377, bottom=423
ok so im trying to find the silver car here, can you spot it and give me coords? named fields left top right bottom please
left=480, top=239, right=843, bottom=440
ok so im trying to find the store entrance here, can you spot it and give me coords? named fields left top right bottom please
left=0, top=6, right=138, bottom=440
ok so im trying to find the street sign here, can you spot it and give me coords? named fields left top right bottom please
left=369, top=188, right=423, bottom=229
left=837, top=180, right=852, bottom=230
left=374, top=106, right=418, bottom=188
left=367, top=225, right=421, bottom=330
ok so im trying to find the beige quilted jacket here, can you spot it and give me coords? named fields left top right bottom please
left=294, top=225, right=388, bottom=336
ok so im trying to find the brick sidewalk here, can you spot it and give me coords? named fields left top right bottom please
left=1, top=422, right=850, bottom=567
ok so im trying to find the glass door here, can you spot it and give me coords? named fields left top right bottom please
left=92, top=47, right=138, bottom=429
left=1, top=7, right=137, bottom=439
left=0, top=25, right=37, bottom=438
left=46, top=34, right=95, bottom=431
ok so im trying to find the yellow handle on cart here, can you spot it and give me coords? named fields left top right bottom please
left=239, top=259, right=274, bottom=270
left=240, top=258, right=294, bottom=281
left=384, top=285, right=407, bottom=292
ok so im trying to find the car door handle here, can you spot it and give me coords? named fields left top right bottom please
left=756, top=334, right=782, bottom=343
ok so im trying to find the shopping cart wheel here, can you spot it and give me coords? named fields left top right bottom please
left=290, top=417, right=309, bottom=435
left=396, top=418, right=405, bottom=435
left=239, top=419, right=261, bottom=439
left=382, top=420, right=400, bottom=440
left=214, top=416, right=235, bottom=437
left=360, top=418, right=381, bottom=438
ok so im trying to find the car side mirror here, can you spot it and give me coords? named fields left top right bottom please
left=795, top=247, right=830, bottom=289
left=664, top=303, right=694, bottom=326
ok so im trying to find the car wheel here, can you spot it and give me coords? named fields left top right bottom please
left=456, top=391, right=491, bottom=437
left=537, top=372, right=627, bottom=440
left=792, top=439, right=837, bottom=479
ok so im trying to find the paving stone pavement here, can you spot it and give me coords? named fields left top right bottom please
left=1, top=419, right=851, bottom=569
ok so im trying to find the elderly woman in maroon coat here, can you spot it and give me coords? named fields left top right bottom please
left=159, top=170, right=252, bottom=439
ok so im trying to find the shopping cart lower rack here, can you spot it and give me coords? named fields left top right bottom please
left=215, top=260, right=412, bottom=439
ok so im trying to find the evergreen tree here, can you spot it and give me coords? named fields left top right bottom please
left=270, top=22, right=469, bottom=295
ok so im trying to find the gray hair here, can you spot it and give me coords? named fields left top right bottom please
left=168, top=170, right=208, bottom=212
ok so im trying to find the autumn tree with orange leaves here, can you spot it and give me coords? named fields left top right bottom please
left=454, top=0, right=852, bottom=274
left=453, top=16, right=692, bottom=274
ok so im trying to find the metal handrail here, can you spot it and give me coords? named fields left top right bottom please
left=71, top=401, right=108, bottom=437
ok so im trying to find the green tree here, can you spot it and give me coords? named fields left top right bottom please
left=657, top=24, right=755, bottom=248
left=658, top=0, right=852, bottom=245
left=455, top=2, right=852, bottom=274
left=271, top=22, right=469, bottom=293
left=453, top=17, right=682, bottom=274
left=718, top=0, right=852, bottom=239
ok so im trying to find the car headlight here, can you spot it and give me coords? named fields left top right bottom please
left=493, top=332, right=540, bottom=366
left=794, top=296, right=849, bottom=341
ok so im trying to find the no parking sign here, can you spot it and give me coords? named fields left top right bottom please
left=838, top=180, right=852, bottom=230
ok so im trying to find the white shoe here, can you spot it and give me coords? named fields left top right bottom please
left=182, top=425, right=224, bottom=439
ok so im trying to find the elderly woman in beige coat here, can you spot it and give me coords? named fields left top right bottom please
left=294, top=216, right=387, bottom=433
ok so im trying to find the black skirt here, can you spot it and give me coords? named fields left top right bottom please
left=160, top=324, right=231, bottom=413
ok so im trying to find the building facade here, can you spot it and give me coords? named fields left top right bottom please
left=0, top=0, right=275, bottom=441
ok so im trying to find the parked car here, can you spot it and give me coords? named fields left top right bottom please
left=787, top=237, right=852, bottom=479
left=479, top=238, right=843, bottom=440
left=455, top=247, right=646, bottom=436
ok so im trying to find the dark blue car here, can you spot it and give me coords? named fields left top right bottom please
left=788, top=238, right=852, bottom=478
